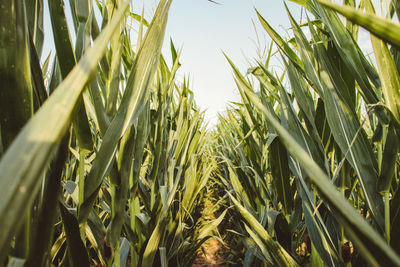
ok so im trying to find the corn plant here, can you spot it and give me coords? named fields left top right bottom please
left=216, top=0, right=400, bottom=266
left=0, top=0, right=219, bottom=266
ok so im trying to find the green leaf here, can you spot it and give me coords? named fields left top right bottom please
left=244, top=223, right=273, bottom=264
left=287, top=0, right=319, bottom=16
left=29, top=34, right=48, bottom=110
left=378, top=122, right=399, bottom=193
left=0, top=0, right=33, bottom=149
left=59, top=203, right=90, bottom=267
left=130, top=12, right=150, bottom=27
left=313, top=0, right=381, bottom=110
left=288, top=5, right=385, bottom=229
left=318, top=0, right=400, bottom=48
left=296, top=177, right=341, bottom=267
left=198, top=210, right=227, bottom=240
left=256, top=9, right=304, bottom=72
left=48, top=0, right=93, bottom=151
left=80, top=0, right=173, bottom=223
left=228, top=193, right=299, bottom=266
left=367, top=0, right=400, bottom=125
left=25, top=137, right=68, bottom=267
left=0, top=1, right=129, bottom=255
left=269, top=137, right=293, bottom=214
left=25, top=0, right=44, bottom=57
left=242, top=83, right=400, bottom=266
left=316, top=37, right=384, bottom=230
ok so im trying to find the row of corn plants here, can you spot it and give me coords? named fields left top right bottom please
left=215, top=0, right=400, bottom=266
left=0, top=0, right=218, bottom=266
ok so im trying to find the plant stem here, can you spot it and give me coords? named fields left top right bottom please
left=384, top=192, right=390, bottom=244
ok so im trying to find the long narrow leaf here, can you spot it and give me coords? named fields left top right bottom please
left=0, top=2, right=129, bottom=254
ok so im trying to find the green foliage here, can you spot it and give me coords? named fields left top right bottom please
left=0, top=0, right=218, bottom=266
left=2, top=0, right=400, bottom=266
left=216, top=1, right=400, bottom=266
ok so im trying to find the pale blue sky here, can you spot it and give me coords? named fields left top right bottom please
left=160, top=0, right=301, bottom=124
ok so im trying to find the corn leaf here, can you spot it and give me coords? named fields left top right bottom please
left=0, top=2, right=129, bottom=255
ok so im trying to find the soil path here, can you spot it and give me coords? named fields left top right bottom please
left=192, top=194, right=227, bottom=267
left=192, top=237, right=227, bottom=267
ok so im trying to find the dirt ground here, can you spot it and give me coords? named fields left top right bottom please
left=192, top=237, right=227, bottom=267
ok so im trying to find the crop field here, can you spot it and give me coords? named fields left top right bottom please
left=1, top=0, right=400, bottom=266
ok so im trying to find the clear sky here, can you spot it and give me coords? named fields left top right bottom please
left=160, top=0, right=302, bottom=125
